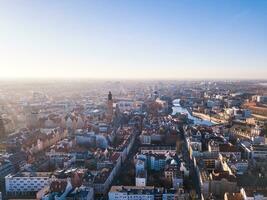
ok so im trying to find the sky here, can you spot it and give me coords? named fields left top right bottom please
left=0, top=0, right=267, bottom=80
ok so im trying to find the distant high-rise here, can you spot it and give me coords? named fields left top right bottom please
left=107, top=91, right=113, bottom=122
left=0, top=116, right=5, bottom=138
left=26, top=107, right=40, bottom=129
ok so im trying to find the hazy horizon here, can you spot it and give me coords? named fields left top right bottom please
left=1, top=0, right=267, bottom=79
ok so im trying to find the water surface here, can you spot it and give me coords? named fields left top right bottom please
left=172, top=99, right=214, bottom=126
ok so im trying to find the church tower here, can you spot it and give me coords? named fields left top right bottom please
left=107, top=91, right=113, bottom=122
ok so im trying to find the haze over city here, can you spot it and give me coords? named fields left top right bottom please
left=2, top=1, right=267, bottom=200
left=0, top=0, right=267, bottom=80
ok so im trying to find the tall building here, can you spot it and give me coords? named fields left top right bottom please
left=26, top=106, right=40, bottom=129
left=0, top=116, right=6, bottom=138
left=107, top=91, right=113, bottom=122
left=0, top=117, right=5, bottom=138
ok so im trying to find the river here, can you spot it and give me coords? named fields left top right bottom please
left=259, top=82, right=267, bottom=86
left=172, top=99, right=214, bottom=126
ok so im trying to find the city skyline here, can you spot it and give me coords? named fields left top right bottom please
left=0, top=0, right=267, bottom=80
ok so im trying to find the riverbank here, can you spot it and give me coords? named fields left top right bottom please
left=192, top=112, right=225, bottom=124
left=252, top=114, right=267, bottom=120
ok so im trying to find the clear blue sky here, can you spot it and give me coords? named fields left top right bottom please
left=0, top=0, right=266, bottom=79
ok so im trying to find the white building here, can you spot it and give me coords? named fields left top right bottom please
left=140, top=146, right=176, bottom=155
left=251, top=125, right=265, bottom=137
left=116, top=100, right=143, bottom=112
left=225, top=107, right=251, bottom=119
left=256, top=95, right=267, bottom=103
left=135, top=172, right=147, bottom=187
left=5, top=172, right=52, bottom=195
left=109, top=186, right=186, bottom=200
left=208, top=140, right=220, bottom=152
left=109, top=186, right=156, bottom=200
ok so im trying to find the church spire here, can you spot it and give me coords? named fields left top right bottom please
left=108, top=91, right=112, bottom=101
